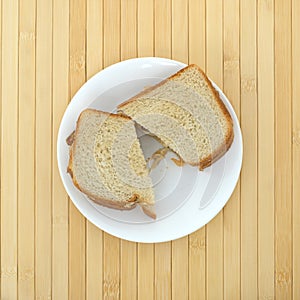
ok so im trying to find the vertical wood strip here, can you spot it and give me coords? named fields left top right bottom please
left=69, top=0, right=86, bottom=299
left=103, top=1, right=121, bottom=299
left=292, top=0, right=300, bottom=298
left=52, top=0, right=69, bottom=298
left=188, top=0, right=206, bottom=68
left=86, top=222, right=103, bottom=300
left=1, top=0, right=19, bottom=299
left=172, top=238, right=188, bottom=300
left=136, top=1, right=156, bottom=299
left=103, top=232, right=120, bottom=300
left=188, top=1, right=206, bottom=299
left=35, top=0, right=52, bottom=297
left=86, top=0, right=103, bottom=299
left=257, top=0, right=275, bottom=298
left=0, top=0, right=2, bottom=294
left=154, top=0, right=171, bottom=58
left=206, top=0, right=224, bottom=298
left=120, top=1, right=138, bottom=299
left=223, top=0, right=241, bottom=299
left=103, top=0, right=121, bottom=66
left=137, top=0, right=154, bottom=57
left=171, top=0, right=188, bottom=62
left=206, top=0, right=223, bottom=86
left=18, top=0, right=36, bottom=298
left=171, top=1, right=189, bottom=299
left=87, top=0, right=103, bottom=79
left=121, top=241, right=137, bottom=300
left=121, top=0, right=137, bottom=60
left=155, top=243, right=171, bottom=300
left=240, top=0, right=257, bottom=299
left=153, top=2, right=172, bottom=299
left=188, top=229, right=206, bottom=300
left=137, top=243, right=154, bottom=300
left=274, top=0, right=292, bottom=298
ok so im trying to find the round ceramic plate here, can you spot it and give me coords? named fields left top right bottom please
left=57, top=57, right=243, bottom=243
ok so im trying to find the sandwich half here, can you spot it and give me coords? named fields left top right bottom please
left=67, top=109, right=155, bottom=219
left=118, top=64, right=234, bottom=170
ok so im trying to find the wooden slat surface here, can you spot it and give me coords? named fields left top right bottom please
left=18, top=0, right=35, bottom=298
left=240, top=0, right=257, bottom=299
left=292, top=1, right=300, bottom=299
left=52, top=0, right=69, bottom=298
left=257, top=0, right=275, bottom=298
left=36, top=0, right=52, bottom=299
left=1, top=0, right=299, bottom=299
left=275, top=0, right=293, bottom=298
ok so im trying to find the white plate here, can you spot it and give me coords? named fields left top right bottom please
left=57, top=57, right=243, bottom=243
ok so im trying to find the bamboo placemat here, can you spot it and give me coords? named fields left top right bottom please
left=1, top=0, right=299, bottom=299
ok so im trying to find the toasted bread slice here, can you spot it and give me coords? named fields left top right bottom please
left=118, top=64, right=234, bottom=169
left=67, top=109, right=155, bottom=219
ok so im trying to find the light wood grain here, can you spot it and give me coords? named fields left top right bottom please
left=292, top=0, right=300, bottom=299
left=121, top=0, right=137, bottom=60
left=103, top=233, right=120, bottom=300
left=1, top=1, right=300, bottom=299
left=137, top=0, right=154, bottom=57
left=188, top=0, right=205, bottom=67
left=257, top=0, right=275, bottom=299
left=138, top=243, right=154, bottom=300
left=155, top=243, right=171, bottom=300
left=223, top=0, right=241, bottom=299
left=0, top=0, right=2, bottom=294
left=275, top=0, right=293, bottom=298
left=171, top=0, right=188, bottom=63
left=154, top=0, right=171, bottom=58
left=1, top=0, right=19, bottom=299
left=18, top=0, right=36, bottom=298
left=52, top=0, right=69, bottom=298
left=121, top=241, right=137, bottom=300
left=35, top=0, right=52, bottom=298
left=87, top=0, right=103, bottom=79
left=188, top=229, right=206, bottom=300
left=86, top=1, right=103, bottom=299
left=240, top=0, right=258, bottom=299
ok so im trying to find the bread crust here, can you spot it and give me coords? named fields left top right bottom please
left=67, top=109, right=156, bottom=218
left=118, top=64, right=234, bottom=169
